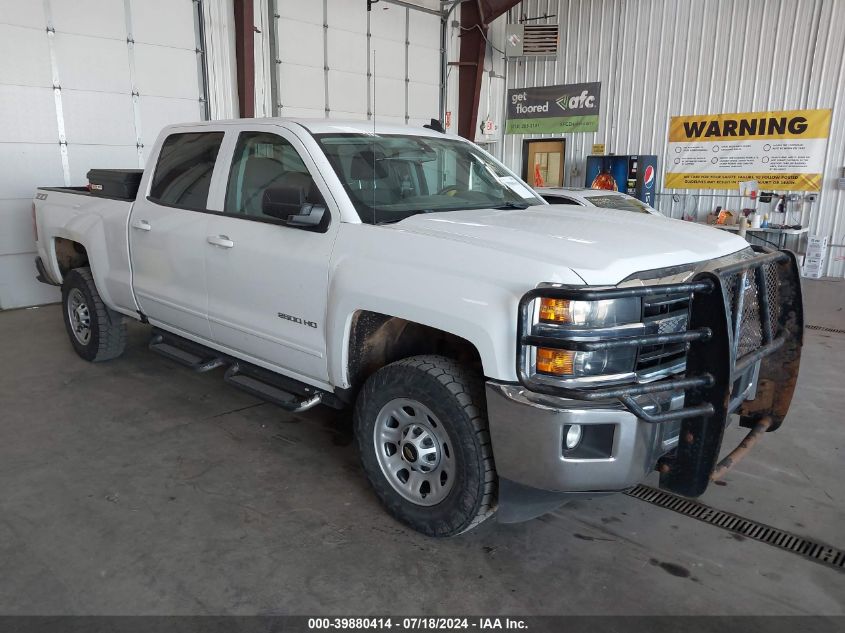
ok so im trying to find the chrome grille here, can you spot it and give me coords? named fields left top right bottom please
left=637, top=293, right=690, bottom=373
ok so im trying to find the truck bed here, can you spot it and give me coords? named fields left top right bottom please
left=34, top=186, right=138, bottom=315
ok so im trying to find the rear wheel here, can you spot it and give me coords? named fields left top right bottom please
left=61, top=267, right=126, bottom=362
left=354, top=355, right=496, bottom=536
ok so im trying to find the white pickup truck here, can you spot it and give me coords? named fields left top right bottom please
left=33, top=118, right=804, bottom=536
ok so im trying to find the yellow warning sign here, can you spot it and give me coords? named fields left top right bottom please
left=666, top=108, right=831, bottom=191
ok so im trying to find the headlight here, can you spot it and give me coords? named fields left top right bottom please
left=535, top=347, right=638, bottom=377
left=539, top=297, right=640, bottom=327
left=528, top=296, right=642, bottom=380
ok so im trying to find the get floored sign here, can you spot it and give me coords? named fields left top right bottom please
left=505, top=82, right=600, bottom=134
left=666, top=108, right=831, bottom=190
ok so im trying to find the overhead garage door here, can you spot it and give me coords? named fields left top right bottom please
left=274, top=0, right=441, bottom=125
left=0, top=0, right=207, bottom=310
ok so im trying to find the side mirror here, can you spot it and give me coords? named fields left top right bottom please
left=262, top=183, right=326, bottom=228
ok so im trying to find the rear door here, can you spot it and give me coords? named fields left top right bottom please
left=204, top=126, right=338, bottom=385
left=129, top=130, right=225, bottom=340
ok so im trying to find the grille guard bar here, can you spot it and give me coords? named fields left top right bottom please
left=516, top=246, right=804, bottom=496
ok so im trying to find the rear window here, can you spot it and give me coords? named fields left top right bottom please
left=149, top=132, right=224, bottom=209
left=587, top=194, right=651, bottom=213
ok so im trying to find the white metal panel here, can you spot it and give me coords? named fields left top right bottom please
left=50, top=0, right=126, bottom=38
left=408, top=44, right=439, bottom=86
left=279, top=63, right=325, bottom=111
left=273, top=0, right=442, bottom=123
left=130, top=0, right=196, bottom=48
left=373, top=76, right=406, bottom=119
left=0, top=254, right=59, bottom=309
left=326, top=25, right=367, bottom=75
left=0, top=25, right=52, bottom=87
left=52, top=33, right=131, bottom=93
left=0, top=0, right=45, bottom=28
left=408, top=8, right=440, bottom=45
left=62, top=90, right=136, bottom=146
left=279, top=107, right=327, bottom=119
left=0, top=144, right=64, bottom=198
left=328, top=70, right=367, bottom=116
left=0, top=86, right=58, bottom=144
left=0, top=200, right=35, bottom=257
left=277, top=18, right=324, bottom=69
left=369, top=36, right=405, bottom=81
left=369, top=2, right=406, bottom=42
left=407, top=82, right=439, bottom=122
left=328, top=0, right=368, bottom=34
left=277, top=0, right=323, bottom=26
left=133, top=43, right=200, bottom=99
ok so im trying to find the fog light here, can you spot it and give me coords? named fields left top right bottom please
left=564, top=424, right=582, bottom=450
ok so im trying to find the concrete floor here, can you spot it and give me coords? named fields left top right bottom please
left=0, top=280, right=843, bottom=615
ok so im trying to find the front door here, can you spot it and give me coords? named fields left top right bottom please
left=204, top=129, right=337, bottom=385
left=129, top=130, right=225, bottom=340
left=523, top=139, right=565, bottom=188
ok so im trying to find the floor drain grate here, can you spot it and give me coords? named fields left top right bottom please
left=806, top=324, right=845, bottom=335
left=626, top=484, right=845, bottom=572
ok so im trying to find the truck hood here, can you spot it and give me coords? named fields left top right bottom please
left=389, top=205, right=748, bottom=285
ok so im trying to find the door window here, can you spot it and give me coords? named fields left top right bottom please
left=149, top=132, right=224, bottom=209
left=225, top=132, right=323, bottom=220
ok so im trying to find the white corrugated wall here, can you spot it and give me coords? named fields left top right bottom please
left=490, top=0, right=845, bottom=278
left=271, top=0, right=441, bottom=125
left=0, top=0, right=214, bottom=310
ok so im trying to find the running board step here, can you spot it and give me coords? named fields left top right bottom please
left=149, top=332, right=225, bottom=373
left=224, top=363, right=322, bottom=413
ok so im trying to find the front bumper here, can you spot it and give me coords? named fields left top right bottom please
left=489, top=247, right=803, bottom=522
left=486, top=381, right=684, bottom=494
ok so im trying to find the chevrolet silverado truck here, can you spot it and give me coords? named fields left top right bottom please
left=33, top=119, right=803, bottom=536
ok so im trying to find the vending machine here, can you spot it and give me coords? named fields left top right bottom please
left=585, top=155, right=658, bottom=206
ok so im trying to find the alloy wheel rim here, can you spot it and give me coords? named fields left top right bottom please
left=67, top=288, right=92, bottom=345
left=373, top=398, right=455, bottom=506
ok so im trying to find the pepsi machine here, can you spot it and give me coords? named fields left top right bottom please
left=585, top=155, right=657, bottom=206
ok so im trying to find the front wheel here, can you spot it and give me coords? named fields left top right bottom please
left=354, top=355, right=497, bottom=536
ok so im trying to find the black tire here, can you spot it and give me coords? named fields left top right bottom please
left=61, top=267, right=126, bottom=362
left=354, top=355, right=497, bottom=536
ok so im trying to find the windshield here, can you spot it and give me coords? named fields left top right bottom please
left=586, top=194, right=652, bottom=214
left=315, top=133, right=545, bottom=224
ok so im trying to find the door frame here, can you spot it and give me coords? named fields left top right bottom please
left=521, top=138, right=566, bottom=188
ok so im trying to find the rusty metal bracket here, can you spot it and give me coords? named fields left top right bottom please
left=710, top=416, right=772, bottom=481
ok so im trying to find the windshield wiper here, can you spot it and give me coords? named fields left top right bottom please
left=492, top=202, right=531, bottom=210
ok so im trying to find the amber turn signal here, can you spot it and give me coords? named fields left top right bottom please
left=539, top=297, right=571, bottom=323
left=536, top=348, right=575, bottom=375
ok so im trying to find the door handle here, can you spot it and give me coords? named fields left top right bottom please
left=207, top=235, right=234, bottom=249
left=131, top=219, right=151, bottom=231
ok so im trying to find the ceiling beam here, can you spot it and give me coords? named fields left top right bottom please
left=457, top=0, right=520, bottom=140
